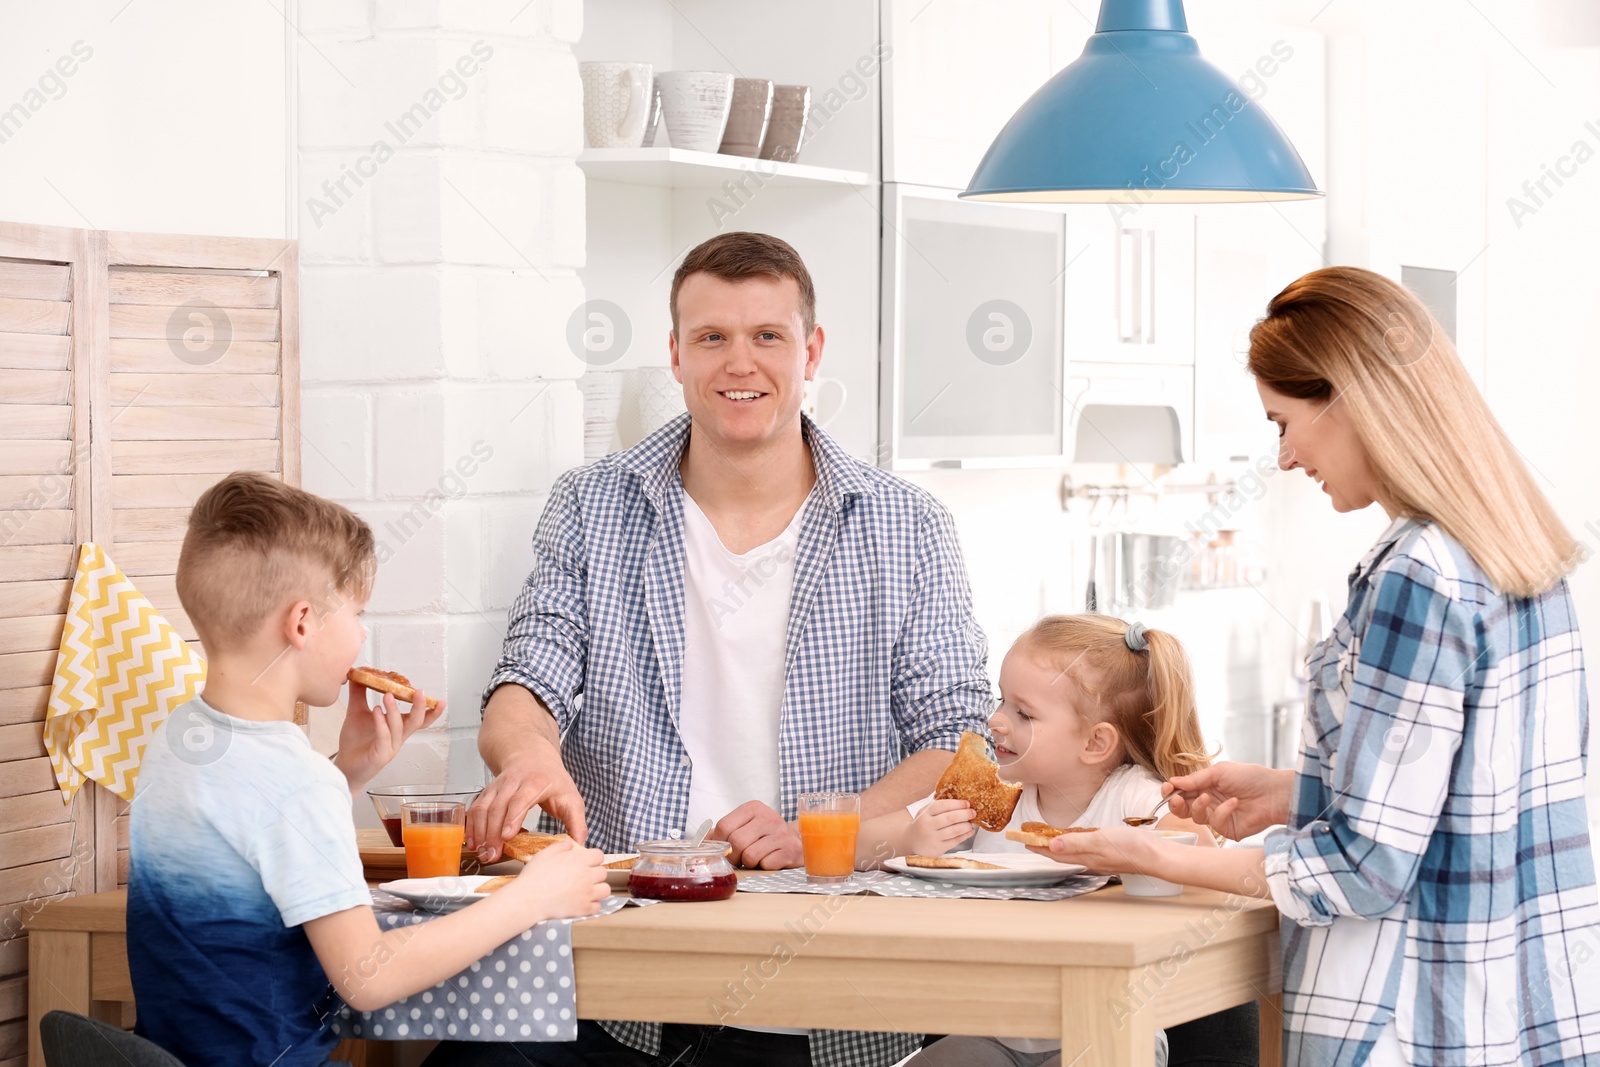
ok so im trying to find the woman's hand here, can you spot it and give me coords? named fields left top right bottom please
left=1164, top=763, right=1294, bottom=841
left=1027, top=824, right=1160, bottom=874
left=333, top=681, right=445, bottom=795
left=903, top=798, right=976, bottom=856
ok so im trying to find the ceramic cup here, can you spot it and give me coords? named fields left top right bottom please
left=1120, top=830, right=1197, bottom=897
left=802, top=376, right=847, bottom=427
left=634, top=366, right=687, bottom=434
left=657, top=70, right=735, bottom=153
left=758, top=84, right=812, bottom=163
left=639, top=76, right=664, bottom=147
left=718, top=77, right=773, bottom=157
left=580, top=61, right=653, bottom=149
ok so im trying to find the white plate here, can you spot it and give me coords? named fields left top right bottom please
left=885, top=851, right=1087, bottom=888
left=604, top=854, right=637, bottom=889
left=377, top=874, right=501, bottom=912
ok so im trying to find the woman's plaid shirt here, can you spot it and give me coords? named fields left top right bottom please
left=1264, top=518, right=1600, bottom=1066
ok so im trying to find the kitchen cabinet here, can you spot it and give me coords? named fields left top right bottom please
left=577, top=0, right=885, bottom=460
left=1063, top=207, right=1198, bottom=366
left=1192, top=199, right=1327, bottom=466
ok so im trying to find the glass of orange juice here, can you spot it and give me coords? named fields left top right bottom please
left=798, top=792, right=860, bottom=884
left=401, top=800, right=465, bottom=879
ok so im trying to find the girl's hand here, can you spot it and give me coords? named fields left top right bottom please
left=513, top=839, right=610, bottom=919
left=1026, top=824, right=1162, bottom=875
left=903, top=798, right=976, bottom=856
left=333, top=680, right=446, bottom=794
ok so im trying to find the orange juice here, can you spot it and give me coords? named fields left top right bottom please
left=403, top=822, right=465, bottom=878
left=799, top=810, right=860, bottom=878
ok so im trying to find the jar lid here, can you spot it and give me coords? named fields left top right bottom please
left=635, top=839, right=732, bottom=859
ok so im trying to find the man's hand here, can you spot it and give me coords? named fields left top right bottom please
left=715, top=801, right=803, bottom=870
left=1164, top=763, right=1294, bottom=842
left=333, top=681, right=445, bottom=796
left=467, top=750, right=588, bottom=861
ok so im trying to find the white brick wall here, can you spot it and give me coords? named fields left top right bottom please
left=296, top=4, right=585, bottom=812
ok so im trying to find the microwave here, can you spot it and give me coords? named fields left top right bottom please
left=878, top=183, right=1193, bottom=470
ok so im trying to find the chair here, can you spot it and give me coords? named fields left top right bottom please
left=38, top=1010, right=186, bottom=1067
left=1166, top=1001, right=1260, bottom=1067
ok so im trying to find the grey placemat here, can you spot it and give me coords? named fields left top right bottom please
left=330, top=893, right=645, bottom=1042
left=736, top=868, right=1111, bottom=901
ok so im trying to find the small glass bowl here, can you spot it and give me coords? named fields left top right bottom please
left=368, top=785, right=481, bottom=846
left=628, top=839, right=737, bottom=902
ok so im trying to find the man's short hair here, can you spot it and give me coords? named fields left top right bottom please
left=669, top=231, right=816, bottom=337
left=176, top=472, right=375, bottom=651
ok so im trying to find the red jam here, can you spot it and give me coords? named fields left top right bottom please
left=380, top=816, right=405, bottom=847
left=628, top=869, right=737, bottom=902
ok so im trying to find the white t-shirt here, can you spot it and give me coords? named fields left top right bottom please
left=678, top=486, right=811, bottom=1037
left=678, top=486, right=810, bottom=832
left=910, top=763, right=1167, bottom=1056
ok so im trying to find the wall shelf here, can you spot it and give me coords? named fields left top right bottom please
left=578, top=147, right=874, bottom=190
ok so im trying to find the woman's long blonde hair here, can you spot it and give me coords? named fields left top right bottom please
left=1248, top=267, right=1577, bottom=597
left=1017, top=615, right=1214, bottom=781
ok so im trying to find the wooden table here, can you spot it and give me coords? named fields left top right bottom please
left=26, top=885, right=1283, bottom=1067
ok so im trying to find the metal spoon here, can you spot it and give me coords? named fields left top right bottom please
left=1123, top=793, right=1173, bottom=827
left=687, top=818, right=714, bottom=847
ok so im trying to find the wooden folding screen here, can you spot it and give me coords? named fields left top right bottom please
left=0, top=221, right=298, bottom=1063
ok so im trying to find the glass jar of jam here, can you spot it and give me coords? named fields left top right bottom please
left=628, top=839, right=737, bottom=902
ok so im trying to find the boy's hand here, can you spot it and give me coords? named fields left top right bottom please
left=511, top=839, right=609, bottom=919
left=904, top=798, right=976, bottom=857
left=333, top=680, right=446, bottom=795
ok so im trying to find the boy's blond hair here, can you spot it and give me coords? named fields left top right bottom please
left=176, top=472, right=375, bottom=651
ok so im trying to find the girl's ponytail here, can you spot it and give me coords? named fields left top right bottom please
left=1138, top=628, right=1214, bottom=780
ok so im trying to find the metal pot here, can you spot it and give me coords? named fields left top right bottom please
left=1087, top=533, right=1185, bottom=613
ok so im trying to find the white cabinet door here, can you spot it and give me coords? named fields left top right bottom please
left=1064, top=207, right=1197, bottom=366
left=882, top=0, right=1090, bottom=190
left=1192, top=200, right=1327, bottom=466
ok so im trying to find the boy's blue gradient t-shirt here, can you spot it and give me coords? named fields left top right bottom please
left=128, top=696, right=370, bottom=1067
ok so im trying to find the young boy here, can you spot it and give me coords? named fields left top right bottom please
left=128, top=472, right=609, bottom=1066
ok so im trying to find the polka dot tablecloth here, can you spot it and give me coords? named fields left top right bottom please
left=329, top=893, right=641, bottom=1043
left=736, top=868, right=1112, bottom=901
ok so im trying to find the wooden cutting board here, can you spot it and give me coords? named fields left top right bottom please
left=358, top=827, right=478, bottom=881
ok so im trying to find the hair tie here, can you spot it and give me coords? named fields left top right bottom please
left=1124, top=621, right=1149, bottom=652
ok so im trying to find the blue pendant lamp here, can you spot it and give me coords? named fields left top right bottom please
left=961, top=0, right=1321, bottom=203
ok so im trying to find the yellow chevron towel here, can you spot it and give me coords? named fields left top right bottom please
left=44, top=543, right=206, bottom=803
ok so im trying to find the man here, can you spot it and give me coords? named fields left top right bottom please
left=448, top=232, right=990, bottom=1067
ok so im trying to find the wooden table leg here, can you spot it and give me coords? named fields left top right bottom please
left=1258, top=992, right=1284, bottom=1067
left=1061, top=968, right=1157, bottom=1067
left=27, top=931, right=91, bottom=1067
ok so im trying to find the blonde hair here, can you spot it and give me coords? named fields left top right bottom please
left=177, top=472, right=375, bottom=650
left=1249, top=266, right=1577, bottom=596
left=1017, top=615, right=1214, bottom=781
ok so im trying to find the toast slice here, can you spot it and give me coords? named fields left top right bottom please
left=933, top=731, right=1023, bottom=832
left=904, top=855, right=1006, bottom=871
left=347, top=666, right=442, bottom=712
left=476, top=875, right=516, bottom=893
left=604, top=856, right=638, bottom=871
left=501, top=831, right=572, bottom=862
left=1005, top=821, right=1099, bottom=847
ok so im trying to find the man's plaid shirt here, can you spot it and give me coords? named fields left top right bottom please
left=1264, top=518, right=1600, bottom=1066
left=485, top=414, right=992, bottom=1067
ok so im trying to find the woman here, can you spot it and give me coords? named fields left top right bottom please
left=1042, top=267, right=1599, bottom=1067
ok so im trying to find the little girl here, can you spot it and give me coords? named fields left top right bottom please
left=862, top=614, right=1216, bottom=1067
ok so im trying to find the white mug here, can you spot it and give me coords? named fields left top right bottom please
left=803, top=376, right=847, bottom=427
left=580, top=62, right=652, bottom=149
left=657, top=70, right=735, bottom=153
